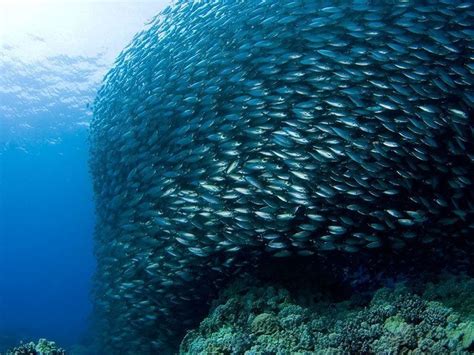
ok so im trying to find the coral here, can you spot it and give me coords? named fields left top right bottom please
left=423, top=274, right=474, bottom=320
left=250, top=313, right=279, bottom=335
left=5, top=338, right=65, bottom=355
left=180, top=273, right=474, bottom=354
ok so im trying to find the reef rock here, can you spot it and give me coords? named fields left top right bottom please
left=180, top=274, right=474, bottom=354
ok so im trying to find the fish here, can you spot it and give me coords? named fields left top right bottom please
left=89, top=0, right=474, bottom=353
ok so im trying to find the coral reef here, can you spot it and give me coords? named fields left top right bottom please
left=5, top=338, right=65, bottom=355
left=180, top=273, right=474, bottom=354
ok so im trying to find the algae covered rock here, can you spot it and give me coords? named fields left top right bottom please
left=180, top=274, right=474, bottom=354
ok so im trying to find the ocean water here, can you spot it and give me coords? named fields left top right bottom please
left=0, top=131, right=94, bottom=348
left=0, top=2, right=169, bottom=352
left=1, top=1, right=474, bottom=354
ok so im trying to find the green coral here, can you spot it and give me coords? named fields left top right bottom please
left=423, top=274, right=474, bottom=320
left=180, top=274, right=474, bottom=354
left=5, top=338, right=65, bottom=355
left=250, top=313, right=279, bottom=335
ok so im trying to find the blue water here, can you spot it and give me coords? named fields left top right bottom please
left=0, top=2, right=169, bottom=351
left=0, top=131, right=95, bottom=347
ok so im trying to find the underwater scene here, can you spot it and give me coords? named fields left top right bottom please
left=1, top=0, right=473, bottom=354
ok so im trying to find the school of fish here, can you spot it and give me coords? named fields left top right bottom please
left=89, top=0, right=474, bottom=353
